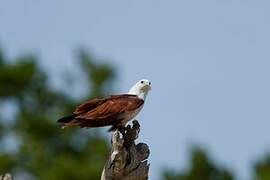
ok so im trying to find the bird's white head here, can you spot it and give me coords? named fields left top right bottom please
left=128, top=79, right=151, bottom=100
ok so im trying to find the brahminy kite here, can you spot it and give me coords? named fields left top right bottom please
left=57, top=79, right=151, bottom=131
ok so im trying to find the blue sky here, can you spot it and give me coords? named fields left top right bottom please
left=1, top=0, right=270, bottom=179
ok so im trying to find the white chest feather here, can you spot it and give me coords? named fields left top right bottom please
left=122, top=105, right=143, bottom=125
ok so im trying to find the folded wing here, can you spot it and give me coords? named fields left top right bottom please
left=58, top=94, right=144, bottom=129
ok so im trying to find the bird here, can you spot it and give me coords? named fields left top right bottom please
left=57, top=79, right=151, bottom=131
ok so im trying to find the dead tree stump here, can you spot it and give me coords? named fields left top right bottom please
left=0, top=173, right=13, bottom=180
left=101, top=120, right=150, bottom=180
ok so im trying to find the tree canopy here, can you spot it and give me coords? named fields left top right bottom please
left=0, top=48, right=114, bottom=179
left=162, top=146, right=234, bottom=180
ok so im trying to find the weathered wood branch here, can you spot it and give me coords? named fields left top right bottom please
left=1, top=121, right=150, bottom=180
left=0, top=173, right=13, bottom=180
left=101, top=120, right=150, bottom=180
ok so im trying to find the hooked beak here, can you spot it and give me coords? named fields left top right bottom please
left=142, top=85, right=151, bottom=91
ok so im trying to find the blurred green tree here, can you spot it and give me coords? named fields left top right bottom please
left=0, top=48, right=115, bottom=179
left=253, top=154, right=270, bottom=180
left=162, top=146, right=234, bottom=180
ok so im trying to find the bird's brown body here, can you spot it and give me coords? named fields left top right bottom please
left=58, top=94, right=144, bottom=131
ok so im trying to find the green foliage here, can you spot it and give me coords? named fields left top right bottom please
left=163, top=146, right=234, bottom=180
left=0, top=122, right=3, bottom=138
left=0, top=56, right=38, bottom=98
left=78, top=49, right=115, bottom=97
left=0, top=154, right=15, bottom=173
left=0, top=48, right=114, bottom=179
left=253, top=154, right=270, bottom=180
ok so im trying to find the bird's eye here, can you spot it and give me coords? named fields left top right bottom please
left=141, top=81, right=144, bottom=84
left=149, top=82, right=151, bottom=85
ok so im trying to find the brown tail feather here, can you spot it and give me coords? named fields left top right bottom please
left=57, top=114, right=77, bottom=123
